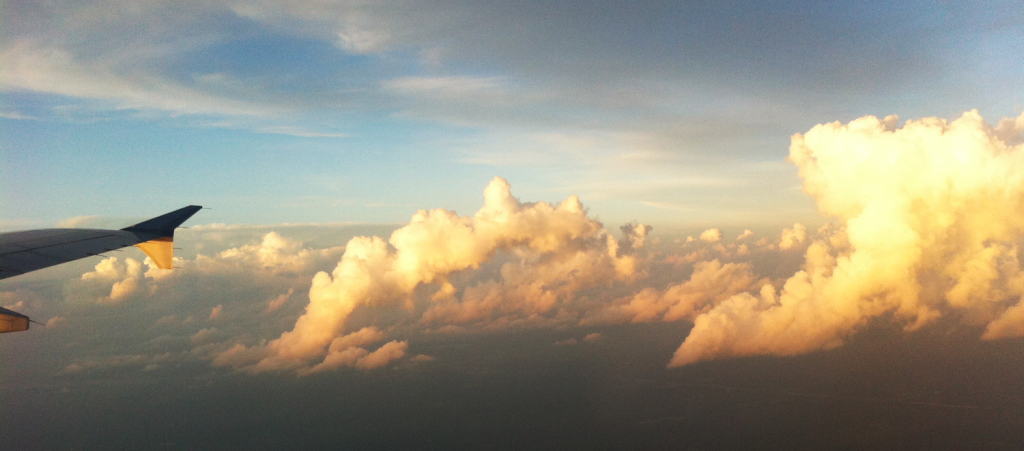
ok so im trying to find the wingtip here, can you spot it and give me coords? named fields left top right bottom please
left=121, top=205, right=203, bottom=237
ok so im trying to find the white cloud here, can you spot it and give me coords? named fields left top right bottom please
left=34, top=109, right=1024, bottom=376
left=80, top=257, right=144, bottom=304
left=1, top=41, right=275, bottom=117
left=603, top=260, right=761, bottom=324
left=217, top=177, right=649, bottom=373
left=216, top=231, right=346, bottom=273
left=254, top=126, right=349, bottom=138
left=382, top=76, right=504, bottom=96
left=55, top=215, right=103, bottom=228
left=699, top=229, right=721, bottom=243
left=45, top=316, right=68, bottom=329
left=778, top=223, right=807, bottom=250
left=0, top=110, right=39, bottom=120
left=671, top=110, right=1024, bottom=366
left=353, top=340, right=408, bottom=370
left=264, top=289, right=295, bottom=313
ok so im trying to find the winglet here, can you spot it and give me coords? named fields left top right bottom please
left=122, top=205, right=202, bottom=237
left=122, top=206, right=202, bottom=269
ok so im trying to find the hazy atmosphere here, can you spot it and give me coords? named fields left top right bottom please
left=3, top=1, right=1024, bottom=449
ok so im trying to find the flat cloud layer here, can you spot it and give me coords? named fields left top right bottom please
left=5, top=110, right=1024, bottom=375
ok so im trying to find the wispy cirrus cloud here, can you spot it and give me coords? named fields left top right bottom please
left=0, top=110, right=38, bottom=120
left=382, top=76, right=506, bottom=97
left=0, top=42, right=278, bottom=117
left=639, top=201, right=690, bottom=211
left=254, top=126, right=349, bottom=138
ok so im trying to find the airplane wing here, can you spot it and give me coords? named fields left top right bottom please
left=0, top=306, right=30, bottom=333
left=0, top=205, right=202, bottom=332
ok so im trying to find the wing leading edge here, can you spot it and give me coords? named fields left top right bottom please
left=0, top=206, right=202, bottom=333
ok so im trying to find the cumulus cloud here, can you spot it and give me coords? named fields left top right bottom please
left=353, top=340, right=409, bottom=370
left=56, top=215, right=102, bottom=228
left=217, top=177, right=649, bottom=373
left=735, top=230, right=754, bottom=242
left=671, top=110, right=1024, bottom=366
left=699, top=229, right=721, bottom=243
left=293, top=327, right=393, bottom=375
left=264, top=288, right=295, bottom=313
left=2, top=300, right=25, bottom=311
left=50, top=113, right=1024, bottom=375
left=982, top=302, right=1024, bottom=340
left=778, top=223, right=807, bottom=250
left=191, top=327, right=223, bottom=345
left=601, top=260, right=763, bottom=324
left=74, top=254, right=180, bottom=304
left=216, top=231, right=345, bottom=273
left=68, top=230, right=347, bottom=359
left=82, top=231, right=342, bottom=295
left=555, top=333, right=602, bottom=346
left=81, top=257, right=145, bottom=304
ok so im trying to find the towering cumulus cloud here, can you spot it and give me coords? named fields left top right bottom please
left=217, top=177, right=644, bottom=373
left=671, top=110, right=1024, bottom=366
left=58, top=110, right=1024, bottom=374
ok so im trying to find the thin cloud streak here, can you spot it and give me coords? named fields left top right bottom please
left=1, top=41, right=278, bottom=117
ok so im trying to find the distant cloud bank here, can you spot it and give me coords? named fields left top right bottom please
left=7, top=110, right=1024, bottom=374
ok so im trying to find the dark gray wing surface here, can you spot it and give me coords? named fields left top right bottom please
left=0, top=228, right=148, bottom=280
left=0, top=205, right=201, bottom=280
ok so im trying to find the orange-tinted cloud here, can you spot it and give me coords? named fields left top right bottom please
left=219, top=177, right=649, bottom=373
left=672, top=110, right=1024, bottom=366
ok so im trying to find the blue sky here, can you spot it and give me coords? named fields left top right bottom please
left=1, top=0, right=1021, bottom=230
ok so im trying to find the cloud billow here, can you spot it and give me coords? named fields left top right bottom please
left=213, top=177, right=647, bottom=374
left=36, top=110, right=1024, bottom=374
left=671, top=110, right=1024, bottom=366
